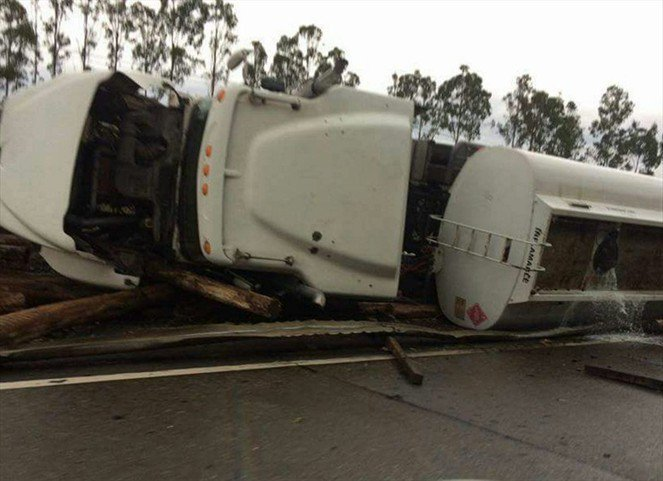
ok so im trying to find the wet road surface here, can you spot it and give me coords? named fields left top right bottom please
left=1, top=339, right=661, bottom=481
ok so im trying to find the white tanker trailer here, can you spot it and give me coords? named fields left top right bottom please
left=1, top=70, right=661, bottom=330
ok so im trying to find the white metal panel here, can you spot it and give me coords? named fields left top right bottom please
left=196, top=84, right=251, bottom=264
left=199, top=85, right=414, bottom=297
left=0, top=71, right=109, bottom=250
left=40, top=247, right=138, bottom=289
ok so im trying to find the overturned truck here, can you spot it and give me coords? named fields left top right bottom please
left=1, top=71, right=661, bottom=330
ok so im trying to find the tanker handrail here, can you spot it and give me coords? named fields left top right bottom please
left=429, top=215, right=551, bottom=247
left=426, top=216, right=549, bottom=273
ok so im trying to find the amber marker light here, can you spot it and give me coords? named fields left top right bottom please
left=217, top=89, right=226, bottom=101
left=205, top=145, right=212, bottom=157
left=203, top=240, right=211, bottom=254
left=203, top=164, right=210, bottom=176
left=202, top=183, right=209, bottom=195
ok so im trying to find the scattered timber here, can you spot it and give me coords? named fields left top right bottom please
left=0, top=292, right=25, bottom=314
left=386, top=336, right=424, bottom=385
left=0, top=272, right=104, bottom=305
left=357, top=302, right=440, bottom=319
left=0, top=284, right=175, bottom=346
left=585, top=363, right=663, bottom=392
left=147, top=263, right=281, bottom=319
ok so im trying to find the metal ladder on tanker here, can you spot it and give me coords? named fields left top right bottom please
left=426, top=215, right=550, bottom=272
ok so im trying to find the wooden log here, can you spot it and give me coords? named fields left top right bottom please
left=0, top=284, right=174, bottom=346
left=0, top=291, right=25, bottom=314
left=0, top=272, right=104, bottom=305
left=386, top=336, right=424, bottom=385
left=585, top=363, right=663, bottom=392
left=357, top=302, right=440, bottom=319
left=148, top=263, right=281, bottom=318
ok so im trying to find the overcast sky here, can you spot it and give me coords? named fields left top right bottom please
left=24, top=0, right=663, bottom=144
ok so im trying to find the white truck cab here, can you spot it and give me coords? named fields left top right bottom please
left=1, top=70, right=414, bottom=299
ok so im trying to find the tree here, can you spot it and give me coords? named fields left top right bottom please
left=130, top=2, right=166, bottom=74
left=77, top=0, right=99, bottom=70
left=298, top=24, right=322, bottom=79
left=625, top=122, right=660, bottom=174
left=546, top=100, right=585, bottom=159
left=497, top=74, right=584, bottom=159
left=388, top=70, right=437, bottom=140
left=242, top=40, right=267, bottom=88
left=435, top=65, right=491, bottom=143
left=29, top=0, right=41, bottom=84
left=267, top=25, right=360, bottom=92
left=0, top=0, right=36, bottom=98
left=497, top=74, right=533, bottom=147
left=43, top=0, right=72, bottom=77
left=270, top=34, right=304, bottom=92
left=590, top=85, right=634, bottom=169
left=101, top=0, right=131, bottom=72
left=160, top=0, right=209, bottom=84
left=207, top=0, right=237, bottom=96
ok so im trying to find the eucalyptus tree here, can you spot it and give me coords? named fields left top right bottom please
left=270, top=34, right=304, bottom=92
left=497, top=74, right=584, bottom=159
left=43, top=0, right=73, bottom=77
left=130, top=2, right=166, bottom=74
left=242, top=40, right=267, bottom=88
left=160, top=0, right=210, bottom=84
left=624, top=121, right=660, bottom=174
left=207, top=0, right=237, bottom=95
left=298, top=24, right=322, bottom=79
left=589, top=85, right=634, bottom=169
left=435, top=65, right=491, bottom=143
left=0, top=0, right=36, bottom=96
left=388, top=70, right=437, bottom=140
left=29, top=0, right=41, bottom=83
left=76, top=0, right=99, bottom=70
left=101, top=0, right=132, bottom=71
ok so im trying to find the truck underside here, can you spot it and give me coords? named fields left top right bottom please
left=64, top=75, right=184, bottom=276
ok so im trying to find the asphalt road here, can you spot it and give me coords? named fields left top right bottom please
left=1, top=339, right=661, bottom=481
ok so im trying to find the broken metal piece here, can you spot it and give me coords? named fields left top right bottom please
left=386, top=336, right=424, bottom=386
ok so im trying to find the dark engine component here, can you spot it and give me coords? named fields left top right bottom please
left=64, top=76, right=184, bottom=274
left=399, top=140, right=482, bottom=299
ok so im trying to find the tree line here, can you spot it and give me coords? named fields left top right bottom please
left=389, top=67, right=662, bottom=175
left=0, top=0, right=359, bottom=97
left=1, top=0, right=661, bottom=174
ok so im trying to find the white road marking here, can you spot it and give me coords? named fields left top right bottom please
left=0, top=337, right=626, bottom=391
